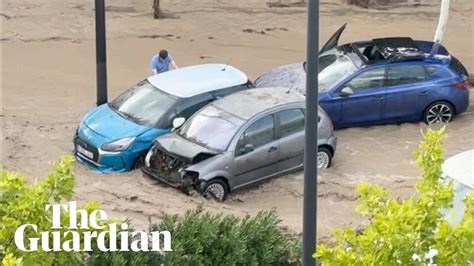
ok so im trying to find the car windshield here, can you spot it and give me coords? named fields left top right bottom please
left=304, top=50, right=362, bottom=92
left=319, top=53, right=361, bottom=92
left=179, top=105, right=245, bottom=151
left=109, top=80, right=178, bottom=127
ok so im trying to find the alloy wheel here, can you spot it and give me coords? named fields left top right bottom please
left=204, top=183, right=225, bottom=201
left=317, top=151, right=330, bottom=169
left=426, top=103, right=453, bottom=124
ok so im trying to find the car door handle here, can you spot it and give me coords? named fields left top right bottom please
left=268, top=146, right=278, bottom=152
left=417, top=91, right=429, bottom=96
left=372, top=96, right=384, bottom=100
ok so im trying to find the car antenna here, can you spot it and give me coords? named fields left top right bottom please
left=222, top=58, right=232, bottom=71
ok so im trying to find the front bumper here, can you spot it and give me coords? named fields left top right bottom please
left=141, top=148, right=200, bottom=192
left=73, top=136, right=136, bottom=173
left=142, top=165, right=200, bottom=194
left=141, top=165, right=183, bottom=188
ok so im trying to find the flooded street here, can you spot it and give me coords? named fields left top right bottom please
left=2, top=0, right=473, bottom=240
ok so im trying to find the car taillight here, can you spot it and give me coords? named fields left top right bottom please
left=453, top=80, right=469, bottom=90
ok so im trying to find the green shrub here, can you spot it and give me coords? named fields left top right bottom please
left=315, top=127, right=474, bottom=265
left=88, top=207, right=301, bottom=265
left=0, top=156, right=102, bottom=265
left=1, top=156, right=301, bottom=265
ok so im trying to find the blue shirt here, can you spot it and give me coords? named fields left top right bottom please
left=150, top=54, right=174, bottom=73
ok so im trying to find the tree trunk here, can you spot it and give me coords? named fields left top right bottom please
left=153, top=0, right=161, bottom=19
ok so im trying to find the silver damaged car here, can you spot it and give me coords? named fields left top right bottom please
left=142, top=87, right=337, bottom=200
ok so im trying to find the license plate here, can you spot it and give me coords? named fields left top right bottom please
left=77, top=145, right=93, bottom=159
left=145, top=151, right=152, bottom=167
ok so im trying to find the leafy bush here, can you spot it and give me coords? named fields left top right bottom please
left=1, top=156, right=300, bottom=265
left=315, top=127, right=474, bottom=265
left=88, top=207, right=301, bottom=265
left=0, top=156, right=102, bottom=265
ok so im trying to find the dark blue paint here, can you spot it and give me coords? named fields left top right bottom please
left=319, top=56, right=469, bottom=128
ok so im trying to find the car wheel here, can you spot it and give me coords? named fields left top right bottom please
left=203, top=179, right=228, bottom=201
left=423, top=102, right=454, bottom=124
left=317, top=147, right=332, bottom=169
left=133, top=154, right=146, bottom=169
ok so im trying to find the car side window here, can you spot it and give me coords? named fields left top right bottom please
left=278, top=109, right=305, bottom=138
left=236, top=115, right=275, bottom=156
left=346, top=68, right=386, bottom=90
left=175, top=93, right=214, bottom=120
left=386, top=65, right=426, bottom=86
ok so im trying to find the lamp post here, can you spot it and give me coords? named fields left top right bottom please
left=95, top=0, right=108, bottom=105
left=302, top=0, right=319, bottom=265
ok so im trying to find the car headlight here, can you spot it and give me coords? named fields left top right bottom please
left=101, top=137, right=136, bottom=152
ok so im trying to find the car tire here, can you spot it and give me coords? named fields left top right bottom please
left=202, top=179, right=228, bottom=201
left=317, top=147, right=332, bottom=169
left=133, top=154, right=146, bottom=169
left=423, top=101, right=454, bottom=125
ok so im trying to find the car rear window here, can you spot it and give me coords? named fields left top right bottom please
left=449, top=56, right=468, bottom=77
left=278, top=109, right=305, bottom=138
left=424, top=65, right=438, bottom=76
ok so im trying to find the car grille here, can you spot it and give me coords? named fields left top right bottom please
left=75, top=137, right=99, bottom=162
left=147, top=147, right=186, bottom=184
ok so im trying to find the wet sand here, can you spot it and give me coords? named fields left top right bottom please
left=1, top=0, right=473, bottom=239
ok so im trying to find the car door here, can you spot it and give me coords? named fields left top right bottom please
left=275, top=108, right=305, bottom=172
left=383, top=64, right=432, bottom=121
left=233, top=115, right=279, bottom=189
left=335, top=67, right=387, bottom=126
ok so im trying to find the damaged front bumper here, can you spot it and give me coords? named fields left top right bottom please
left=141, top=165, right=184, bottom=188
left=141, top=147, right=201, bottom=193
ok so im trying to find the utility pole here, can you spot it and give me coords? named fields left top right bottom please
left=302, top=0, right=319, bottom=265
left=95, top=0, right=108, bottom=105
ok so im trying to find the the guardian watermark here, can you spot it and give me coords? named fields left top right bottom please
left=14, top=201, right=172, bottom=252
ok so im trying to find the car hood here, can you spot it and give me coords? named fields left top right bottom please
left=82, top=104, right=152, bottom=140
left=155, top=133, right=218, bottom=164
left=254, top=63, right=306, bottom=95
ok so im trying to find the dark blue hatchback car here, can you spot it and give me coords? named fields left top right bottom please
left=255, top=24, right=470, bottom=128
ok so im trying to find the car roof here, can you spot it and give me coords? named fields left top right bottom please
left=213, top=87, right=305, bottom=120
left=442, top=150, right=474, bottom=188
left=346, top=38, right=450, bottom=66
left=147, top=64, right=248, bottom=98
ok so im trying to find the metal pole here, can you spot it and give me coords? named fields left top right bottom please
left=302, top=0, right=319, bottom=265
left=429, top=0, right=450, bottom=57
left=95, top=0, right=108, bottom=105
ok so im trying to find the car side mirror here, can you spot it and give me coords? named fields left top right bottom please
left=172, top=117, right=185, bottom=131
left=340, top=86, right=354, bottom=96
left=239, top=144, right=255, bottom=155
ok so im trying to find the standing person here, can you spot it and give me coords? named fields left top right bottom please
left=150, top=50, right=178, bottom=75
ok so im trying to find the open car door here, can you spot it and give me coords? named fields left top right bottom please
left=320, top=23, right=347, bottom=54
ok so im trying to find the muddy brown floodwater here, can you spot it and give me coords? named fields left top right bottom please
left=1, top=0, right=473, bottom=240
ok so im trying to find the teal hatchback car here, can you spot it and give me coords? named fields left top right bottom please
left=74, top=64, right=253, bottom=172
